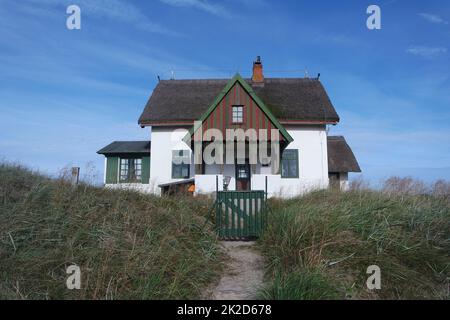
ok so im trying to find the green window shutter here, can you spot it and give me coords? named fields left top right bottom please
left=106, top=156, right=119, bottom=184
left=141, top=156, right=150, bottom=184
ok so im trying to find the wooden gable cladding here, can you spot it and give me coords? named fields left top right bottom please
left=202, top=82, right=281, bottom=141
left=183, top=74, right=293, bottom=145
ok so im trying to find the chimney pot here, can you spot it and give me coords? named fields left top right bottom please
left=252, top=56, right=264, bottom=83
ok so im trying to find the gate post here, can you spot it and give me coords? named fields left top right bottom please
left=264, top=176, right=268, bottom=231
left=215, top=175, right=220, bottom=237
left=265, top=175, right=268, bottom=202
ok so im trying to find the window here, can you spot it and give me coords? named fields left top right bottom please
left=172, top=150, right=190, bottom=179
left=281, top=149, right=299, bottom=178
left=237, top=167, right=249, bottom=179
left=232, top=106, right=244, bottom=123
left=236, top=164, right=250, bottom=181
left=120, top=158, right=142, bottom=182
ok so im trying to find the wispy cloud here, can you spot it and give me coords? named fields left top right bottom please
left=406, top=46, right=447, bottom=58
left=20, top=0, right=181, bottom=36
left=418, top=13, right=449, bottom=25
left=159, top=0, right=231, bottom=17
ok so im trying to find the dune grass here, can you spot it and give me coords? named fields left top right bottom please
left=258, top=189, right=450, bottom=300
left=0, top=163, right=221, bottom=299
left=2, top=162, right=449, bottom=300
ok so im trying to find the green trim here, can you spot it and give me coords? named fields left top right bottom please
left=105, top=156, right=119, bottom=184
left=183, top=73, right=293, bottom=144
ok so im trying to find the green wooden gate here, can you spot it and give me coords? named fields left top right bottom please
left=215, top=190, right=267, bottom=240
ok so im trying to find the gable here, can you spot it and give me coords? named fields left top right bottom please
left=185, top=74, right=293, bottom=143
left=202, top=82, right=281, bottom=140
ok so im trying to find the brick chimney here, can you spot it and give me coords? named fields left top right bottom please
left=252, top=56, right=264, bottom=83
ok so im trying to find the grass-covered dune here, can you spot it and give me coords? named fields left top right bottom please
left=0, top=163, right=221, bottom=299
left=2, top=162, right=449, bottom=300
left=259, top=189, right=450, bottom=299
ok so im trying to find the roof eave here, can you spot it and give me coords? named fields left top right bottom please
left=139, top=120, right=194, bottom=127
left=280, top=120, right=339, bottom=125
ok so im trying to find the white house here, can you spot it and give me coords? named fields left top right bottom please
left=98, top=57, right=360, bottom=197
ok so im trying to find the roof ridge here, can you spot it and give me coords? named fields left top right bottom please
left=159, top=77, right=319, bottom=83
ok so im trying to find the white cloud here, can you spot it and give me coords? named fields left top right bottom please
left=159, top=0, right=231, bottom=17
left=77, top=0, right=181, bottom=35
left=418, top=13, right=448, bottom=25
left=406, top=46, right=447, bottom=58
left=20, top=0, right=180, bottom=36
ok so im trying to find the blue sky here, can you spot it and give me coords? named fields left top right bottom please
left=0, top=0, right=449, bottom=185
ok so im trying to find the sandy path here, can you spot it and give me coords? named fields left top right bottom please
left=209, top=241, right=264, bottom=300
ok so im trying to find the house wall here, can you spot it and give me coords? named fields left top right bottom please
left=149, top=126, right=194, bottom=195
left=284, top=125, right=329, bottom=192
left=103, top=154, right=150, bottom=185
left=339, top=172, right=349, bottom=191
left=203, top=164, right=236, bottom=190
left=257, top=125, right=328, bottom=197
left=195, top=174, right=224, bottom=194
left=146, top=123, right=328, bottom=197
left=195, top=125, right=329, bottom=198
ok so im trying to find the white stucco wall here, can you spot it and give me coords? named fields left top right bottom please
left=195, top=174, right=223, bottom=194
left=195, top=125, right=329, bottom=198
left=280, top=125, right=329, bottom=195
left=148, top=125, right=329, bottom=197
left=149, top=126, right=194, bottom=195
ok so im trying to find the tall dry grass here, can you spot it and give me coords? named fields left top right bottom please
left=0, top=163, right=221, bottom=299
left=259, top=179, right=450, bottom=300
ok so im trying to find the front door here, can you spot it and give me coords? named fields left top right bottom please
left=235, top=163, right=251, bottom=191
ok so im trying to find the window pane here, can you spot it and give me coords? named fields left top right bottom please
left=232, top=106, right=243, bottom=123
left=172, top=150, right=191, bottom=178
left=119, top=158, right=143, bottom=182
left=172, top=165, right=180, bottom=178
left=281, top=160, right=288, bottom=177
left=120, top=158, right=129, bottom=182
left=289, top=160, right=298, bottom=177
left=281, top=150, right=298, bottom=178
left=181, top=165, right=189, bottom=178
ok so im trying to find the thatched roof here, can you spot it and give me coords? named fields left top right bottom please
left=138, top=78, right=339, bottom=125
left=327, top=136, right=361, bottom=173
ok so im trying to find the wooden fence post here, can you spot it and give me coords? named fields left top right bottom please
left=71, top=167, right=80, bottom=186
